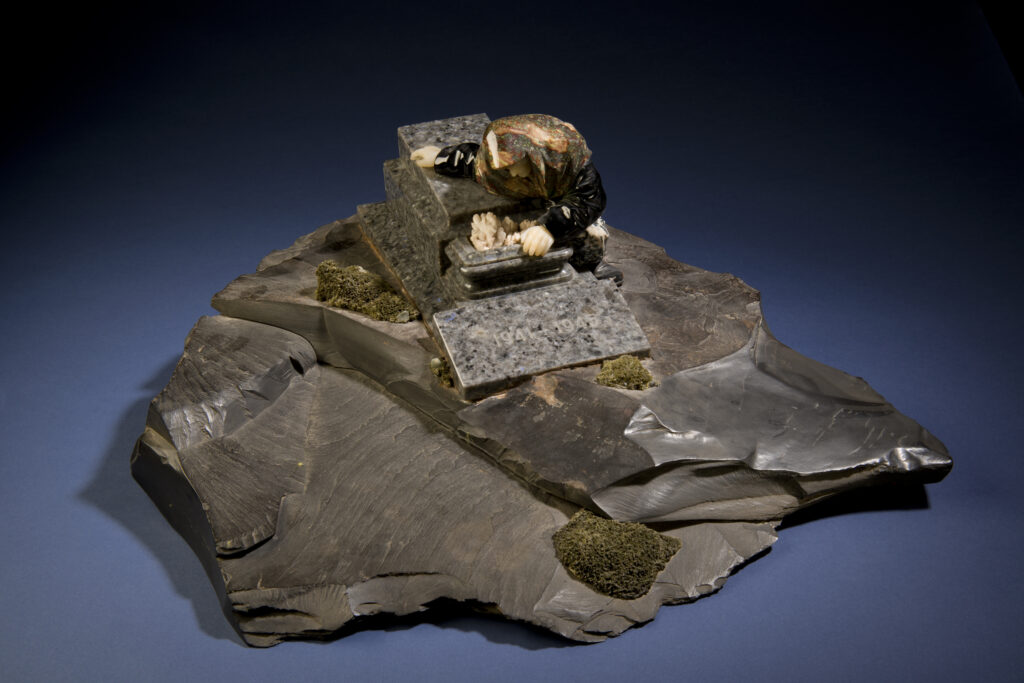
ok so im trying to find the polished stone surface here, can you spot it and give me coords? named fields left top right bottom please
left=434, top=275, right=650, bottom=399
left=357, top=200, right=451, bottom=315
left=369, top=157, right=545, bottom=314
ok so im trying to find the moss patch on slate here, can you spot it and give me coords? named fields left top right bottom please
left=552, top=510, right=680, bottom=600
left=595, top=355, right=655, bottom=390
left=315, top=261, right=419, bottom=323
left=430, top=357, right=454, bottom=388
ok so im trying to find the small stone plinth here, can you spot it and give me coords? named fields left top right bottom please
left=136, top=214, right=952, bottom=648
left=444, top=237, right=574, bottom=299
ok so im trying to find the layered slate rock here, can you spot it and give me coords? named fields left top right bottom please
left=134, top=315, right=778, bottom=646
left=138, top=215, right=951, bottom=646
left=210, top=217, right=951, bottom=522
left=210, top=217, right=467, bottom=429
left=598, top=325, right=951, bottom=521
left=459, top=322, right=951, bottom=523
left=141, top=316, right=316, bottom=554
left=135, top=116, right=950, bottom=646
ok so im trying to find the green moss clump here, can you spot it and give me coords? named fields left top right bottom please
left=430, top=357, right=453, bottom=388
left=595, top=354, right=655, bottom=390
left=552, top=510, right=681, bottom=600
left=315, top=261, right=419, bottom=323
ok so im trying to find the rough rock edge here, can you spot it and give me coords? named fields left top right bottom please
left=144, top=316, right=317, bottom=556
left=221, top=523, right=781, bottom=647
left=134, top=217, right=948, bottom=646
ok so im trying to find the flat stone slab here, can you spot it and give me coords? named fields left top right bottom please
left=433, top=276, right=651, bottom=399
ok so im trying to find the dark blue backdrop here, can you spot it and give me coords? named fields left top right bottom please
left=2, top=2, right=1020, bottom=680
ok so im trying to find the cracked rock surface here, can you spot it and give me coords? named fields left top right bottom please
left=133, top=217, right=950, bottom=646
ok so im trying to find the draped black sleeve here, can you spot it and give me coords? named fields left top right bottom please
left=433, top=142, right=479, bottom=178
left=537, top=161, right=607, bottom=240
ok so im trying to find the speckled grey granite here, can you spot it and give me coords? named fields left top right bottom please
left=377, top=157, right=563, bottom=310
left=447, top=237, right=571, bottom=273
left=373, top=115, right=655, bottom=398
left=445, top=237, right=574, bottom=299
left=457, top=320, right=952, bottom=522
left=448, top=262, right=576, bottom=301
left=212, top=214, right=950, bottom=521
left=382, top=157, right=450, bottom=258
left=164, top=114, right=954, bottom=646
left=396, top=112, right=489, bottom=160
left=357, top=201, right=452, bottom=315
left=433, top=276, right=651, bottom=399
left=386, top=114, right=550, bottom=287
left=391, top=115, right=530, bottom=233
left=381, top=151, right=542, bottom=279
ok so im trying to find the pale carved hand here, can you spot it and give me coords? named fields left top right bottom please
left=521, top=225, right=554, bottom=256
left=410, top=145, right=441, bottom=168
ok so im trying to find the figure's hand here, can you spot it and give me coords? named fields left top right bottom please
left=410, top=145, right=441, bottom=168
left=521, top=225, right=554, bottom=256
left=586, top=221, right=609, bottom=243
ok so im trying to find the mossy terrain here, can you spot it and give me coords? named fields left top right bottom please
left=430, top=357, right=454, bottom=388
left=595, top=354, right=656, bottom=390
left=315, top=261, right=419, bottom=323
left=552, top=510, right=681, bottom=600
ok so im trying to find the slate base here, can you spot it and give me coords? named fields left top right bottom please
left=433, top=275, right=651, bottom=399
left=133, top=315, right=777, bottom=646
left=134, top=216, right=951, bottom=647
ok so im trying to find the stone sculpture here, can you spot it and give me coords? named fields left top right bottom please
left=132, top=114, right=952, bottom=647
left=412, top=113, right=619, bottom=281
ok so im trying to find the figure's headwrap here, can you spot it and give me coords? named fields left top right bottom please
left=474, top=114, right=592, bottom=201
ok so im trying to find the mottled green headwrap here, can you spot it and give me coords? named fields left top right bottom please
left=474, top=114, right=592, bottom=201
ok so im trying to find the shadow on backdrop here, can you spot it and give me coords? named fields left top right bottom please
left=78, top=356, right=244, bottom=644
left=779, top=483, right=930, bottom=530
